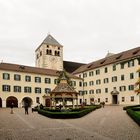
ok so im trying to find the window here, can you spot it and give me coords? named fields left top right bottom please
left=112, top=76, right=117, bottom=82
left=35, top=87, right=41, bottom=93
left=128, top=60, right=134, bottom=67
left=40, top=51, right=42, bottom=56
left=46, top=49, right=52, bottom=55
left=71, top=81, right=76, bottom=87
left=2, top=85, right=10, bottom=92
left=105, top=88, right=108, bottom=93
left=54, top=79, right=58, bottom=84
left=120, top=63, right=124, bottom=69
left=45, top=88, right=51, bottom=94
left=79, top=91, right=83, bottom=96
left=96, top=69, right=100, bottom=75
left=121, top=75, right=125, bottom=81
left=104, top=67, right=108, bottom=73
left=83, top=82, right=87, bottom=87
left=130, top=73, right=134, bottom=79
left=122, top=97, right=125, bottom=102
left=96, top=89, right=101, bottom=94
left=119, top=86, right=126, bottom=92
left=79, top=82, right=82, bottom=87
left=35, top=77, right=41, bottom=83
left=128, top=85, right=134, bottom=90
left=131, top=96, right=134, bottom=102
left=89, top=71, right=94, bottom=76
left=36, top=97, right=40, bottom=103
left=25, top=76, right=31, bottom=82
left=89, top=81, right=94, bottom=86
left=24, top=87, right=32, bottom=93
left=105, top=98, right=108, bottom=103
left=89, top=90, right=94, bottom=94
left=14, top=74, right=21, bottom=81
left=45, top=78, right=51, bottom=84
left=98, top=98, right=100, bottom=103
left=83, top=73, right=87, bottom=78
left=14, top=86, right=21, bottom=92
left=3, top=73, right=10, bottom=80
left=84, top=91, right=88, bottom=94
left=96, top=79, right=101, bottom=85
left=104, top=78, right=109, bottom=83
left=113, top=65, right=116, bottom=71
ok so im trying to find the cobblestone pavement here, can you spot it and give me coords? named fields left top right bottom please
left=0, top=106, right=140, bottom=140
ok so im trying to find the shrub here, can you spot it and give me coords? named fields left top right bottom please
left=126, top=109, right=140, bottom=126
left=38, top=105, right=100, bottom=119
left=123, top=105, right=140, bottom=110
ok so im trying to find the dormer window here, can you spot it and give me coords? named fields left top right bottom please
left=133, top=50, right=139, bottom=55
left=100, top=60, right=106, bottom=64
left=116, top=54, right=122, bottom=59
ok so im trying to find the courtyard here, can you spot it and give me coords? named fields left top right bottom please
left=0, top=106, right=140, bottom=140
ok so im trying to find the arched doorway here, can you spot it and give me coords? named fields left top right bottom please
left=22, top=97, right=32, bottom=107
left=111, top=89, right=119, bottom=105
left=6, top=96, right=18, bottom=107
left=0, top=98, right=2, bottom=107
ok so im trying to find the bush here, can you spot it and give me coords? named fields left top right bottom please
left=126, top=109, right=140, bottom=126
left=123, top=105, right=140, bottom=110
left=38, top=105, right=100, bottom=119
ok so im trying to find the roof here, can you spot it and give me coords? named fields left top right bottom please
left=36, top=34, right=63, bottom=51
left=50, top=83, right=78, bottom=93
left=0, top=63, right=82, bottom=79
left=63, top=61, right=86, bottom=73
left=73, top=47, right=140, bottom=74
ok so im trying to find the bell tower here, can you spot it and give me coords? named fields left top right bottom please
left=35, top=34, right=63, bottom=71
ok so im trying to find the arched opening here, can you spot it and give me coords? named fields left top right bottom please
left=0, top=98, right=2, bottom=107
left=22, top=97, right=33, bottom=107
left=6, top=96, right=18, bottom=107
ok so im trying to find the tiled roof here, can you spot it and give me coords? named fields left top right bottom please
left=51, top=83, right=78, bottom=93
left=73, top=47, right=140, bottom=74
left=63, top=61, right=86, bottom=73
left=0, top=63, right=82, bottom=79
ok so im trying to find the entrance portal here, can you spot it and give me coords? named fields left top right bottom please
left=0, top=98, right=2, bottom=107
left=45, top=98, right=51, bottom=107
left=6, top=96, right=18, bottom=107
left=112, top=95, right=118, bottom=104
left=22, top=97, right=32, bottom=107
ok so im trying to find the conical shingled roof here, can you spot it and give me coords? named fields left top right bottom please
left=42, top=34, right=63, bottom=47
left=51, top=83, right=78, bottom=93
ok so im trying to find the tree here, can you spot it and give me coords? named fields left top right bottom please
left=134, top=68, right=140, bottom=104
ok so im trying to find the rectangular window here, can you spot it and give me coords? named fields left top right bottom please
left=45, top=78, right=51, bottom=84
left=54, top=79, right=58, bottom=84
left=83, top=82, right=87, bottom=87
left=71, top=81, right=76, bottom=87
left=83, top=73, right=87, bottom=78
left=96, top=89, right=101, bottom=94
left=131, top=96, right=134, bottom=102
left=14, top=74, right=21, bottom=81
left=35, top=87, right=41, bottom=93
left=112, top=76, right=117, bottom=82
left=79, top=82, right=82, bottom=87
left=89, top=81, right=94, bottom=86
left=45, top=88, right=51, bottom=94
left=79, top=91, right=83, bottom=96
left=121, top=75, right=125, bottom=81
left=119, top=86, right=126, bottom=92
left=122, top=97, right=125, bottom=102
left=104, top=67, right=108, bottom=73
left=128, top=60, right=134, bottom=67
left=84, top=91, right=88, bottom=94
left=3, top=73, right=10, bottom=80
left=120, top=63, right=124, bottom=69
left=105, top=98, right=108, bottom=103
left=89, top=71, right=94, bottom=76
left=105, top=88, right=108, bottom=93
left=113, top=65, right=116, bottom=71
left=24, top=87, right=32, bottom=93
left=89, top=90, right=94, bottom=94
left=35, top=77, right=41, bottom=83
left=98, top=98, right=100, bottom=103
left=104, top=78, right=109, bottom=83
left=128, top=85, right=134, bottom=90
left=130, top=73, right=134, bottom=79
left=14, top=86, right=21, bottom=92
left=96, top=79, right=101, bottom=85
left=96, top=69, right=100, bottom=75
left=25, top=76, right=31, bottom=82
left=2, top=85, right=10, bottom=92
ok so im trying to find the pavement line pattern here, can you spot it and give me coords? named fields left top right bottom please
left=15, top=113, right=35, bottom=129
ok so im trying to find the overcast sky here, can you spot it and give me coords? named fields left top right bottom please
left=0, top=0, right=140, bottom=66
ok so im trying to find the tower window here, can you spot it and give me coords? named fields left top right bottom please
left=47, top=45, right=49, bottom=48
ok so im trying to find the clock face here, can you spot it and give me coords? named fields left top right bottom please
left=49, top=56, right=57, bottom=63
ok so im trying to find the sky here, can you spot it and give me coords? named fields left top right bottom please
left=0, top=0, right=140, bottom=66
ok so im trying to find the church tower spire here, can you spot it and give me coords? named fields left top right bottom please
left=35, top=34, right=63, bottom=71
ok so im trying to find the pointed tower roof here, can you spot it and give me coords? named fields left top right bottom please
left=42, top=34, right=63, bottom=47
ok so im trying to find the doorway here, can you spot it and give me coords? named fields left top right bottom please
left=112, top=95, right=118, bottom=104
left=0, top=98, right=2, bottom=107
left=6, top=96, right=18, bottom=107
left=22, top=97, right=32, bottom=107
